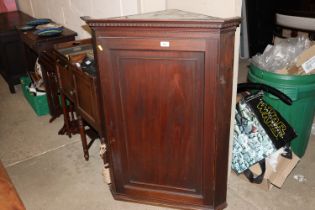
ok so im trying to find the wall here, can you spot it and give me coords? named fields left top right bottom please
left=16, top=0, right=135, bottom=38
left=167, top=0, right=240, bottom=18
left=0, top=0, right=17, bottom=12
left=138, top=0, right=166, bottom=13
left=16, top=0, right=167, bottom=39
left=167, top=0, right=242, bottom=177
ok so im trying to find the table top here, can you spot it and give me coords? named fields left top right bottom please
left=19, top=23, right=77, bottom=53
left=20, top=27, right=77, bottom=44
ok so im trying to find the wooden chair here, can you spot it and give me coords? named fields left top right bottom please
left=54, top=40, right=107, bottom=161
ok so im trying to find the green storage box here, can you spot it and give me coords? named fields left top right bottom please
left=20, top=76, right=49, bottom=116
left=248, top=65, right=315, bottom=157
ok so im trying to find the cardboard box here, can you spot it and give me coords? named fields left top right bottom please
left=273, top=36, right=315, bottom=75
left=283, top=45, right=315, bottom=75
left=296, top=45, right=315, bottom=67
left=236, top=152, right=300, bottom=190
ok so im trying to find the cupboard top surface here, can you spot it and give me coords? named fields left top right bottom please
left=114, top=9, right=219, bottom=21
left=87, top=9, right=241, bottom=29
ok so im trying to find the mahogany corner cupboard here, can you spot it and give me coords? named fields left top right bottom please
left=87, top=9, right=240, bottom=210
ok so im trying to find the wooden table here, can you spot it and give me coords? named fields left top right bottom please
left=18, top=21, right=77, bottom=121
left=54, top=39, right=106, bottom=160
left=19, top=24, right=77, bottom=74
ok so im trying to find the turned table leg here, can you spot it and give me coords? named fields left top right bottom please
left=58, top=93, right=71, bottom=137
left=78, top=115, right=89, bottom=161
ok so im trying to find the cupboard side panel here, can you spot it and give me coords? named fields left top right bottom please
left=213, top=31, right=236, bottom=208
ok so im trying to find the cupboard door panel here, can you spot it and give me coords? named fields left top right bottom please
left=107, top=50, right=208, bottom=204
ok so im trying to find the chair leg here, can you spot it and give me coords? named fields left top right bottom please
left=78, top=115, right=89, bottom=161
left=69, top=103, right=75, bottom=121
left=58, top=93, right=71, bottom=137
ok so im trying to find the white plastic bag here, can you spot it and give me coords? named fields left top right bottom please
left=251, top=36, right=311, bottom=72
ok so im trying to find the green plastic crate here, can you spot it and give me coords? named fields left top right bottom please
left=20, top=76, right=49, bottom=116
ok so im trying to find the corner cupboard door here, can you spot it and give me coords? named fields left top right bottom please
left=98, top=38, right=212, bottom=206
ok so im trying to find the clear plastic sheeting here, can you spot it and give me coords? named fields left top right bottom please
left=251, top=36, right=311, bottom=72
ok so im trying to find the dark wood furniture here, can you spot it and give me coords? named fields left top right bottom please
left=0, top=11, right=32, bottom=93
left=38, top=50, right=62, bottom=121
left=0, top=160, right=25, bottom=210
left=19, top=23, right=77, bottom=75
left=87, top=9, right=240, bottom=210
left=18, top=23, right=77, bottom=121
left=54, top=39, right=105, bottom=160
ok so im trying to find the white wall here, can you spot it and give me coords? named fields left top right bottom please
left=138, top=0, right=166, bottom=13
left=167, top=0, right=242, bottom=177
left=16, top=0, right=167, bottom=39
left=167, top=0, right=240, bottom=18
left=16, top=0, right=145, bottom=39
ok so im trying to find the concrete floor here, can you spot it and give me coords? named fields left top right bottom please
left=0, top=62, right=314, bottom=210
